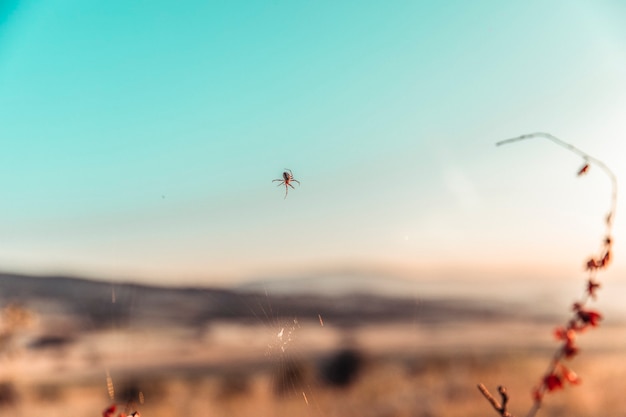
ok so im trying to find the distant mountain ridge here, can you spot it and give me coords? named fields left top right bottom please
left=0, top=272, right=551, bottom=331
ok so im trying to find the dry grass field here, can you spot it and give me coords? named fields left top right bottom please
left=2, top=316, right=626, bottom=417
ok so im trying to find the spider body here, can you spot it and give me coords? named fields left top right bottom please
left=273, top=168, right=300, bottom=198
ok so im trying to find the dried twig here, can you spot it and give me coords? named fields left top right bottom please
left=479, top=132, right=617, bottom=417
left=478, top=384, right=514, bottom=417
left=496, top=132, right=617, bottom=220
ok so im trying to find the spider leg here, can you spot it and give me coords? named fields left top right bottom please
left=272, top=179, right=282, bottom=183
left=288, top=183, right=296, bottom=190
left=276, top=183, right=284, bottom=187
left=284, top=185, right=289, bottom=199
left=292, top=179, right=300, bottom=186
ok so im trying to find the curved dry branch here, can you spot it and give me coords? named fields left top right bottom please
left=497, top=132, right=617, bottom=228
left=479, top=133, right=617, bottom=417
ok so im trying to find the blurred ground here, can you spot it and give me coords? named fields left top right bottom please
left=2, top=320, right=626, bottom=416
left=1, top=275, right=625, bottom=416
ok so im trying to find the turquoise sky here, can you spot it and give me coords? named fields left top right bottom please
left=1, top=1, right=625, bottom=286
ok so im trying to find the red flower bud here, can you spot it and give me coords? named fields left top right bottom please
left=103, top=404, right=117, bottom=417
left=577, top=309, right=602, bottom=327
left=544, top=374, right=564, bottom=391
left=563, top=341, right=579, bottom=359
left=586, top=279, right=601, bottom=299
left=577, top=163, right=590, bottom=176
left=562, top=367, right=581, bottom=385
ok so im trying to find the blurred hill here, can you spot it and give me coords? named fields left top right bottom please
left=0, top=273, right=554, bottom=332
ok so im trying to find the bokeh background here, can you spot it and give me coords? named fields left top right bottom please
left=1, top=1, right=625, bottom=416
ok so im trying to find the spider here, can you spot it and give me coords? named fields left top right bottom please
left=273, top=168, right=300, bottom=198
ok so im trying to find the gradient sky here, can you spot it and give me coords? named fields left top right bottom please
left=1, top=1, right=625, bottom=286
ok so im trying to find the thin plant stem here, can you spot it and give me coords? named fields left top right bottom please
left=479, top=133, right=618, bottom=417
left=497, top=132, right=617, bottom=226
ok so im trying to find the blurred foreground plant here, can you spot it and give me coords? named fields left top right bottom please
left=102, top=403, right=140, bottom=417
left=478, top=133, right=617, bottom=417
left=0, top=303, right=35, bottom=358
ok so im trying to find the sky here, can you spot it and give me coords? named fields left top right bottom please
left=1, top=0, right=625, bottom=287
